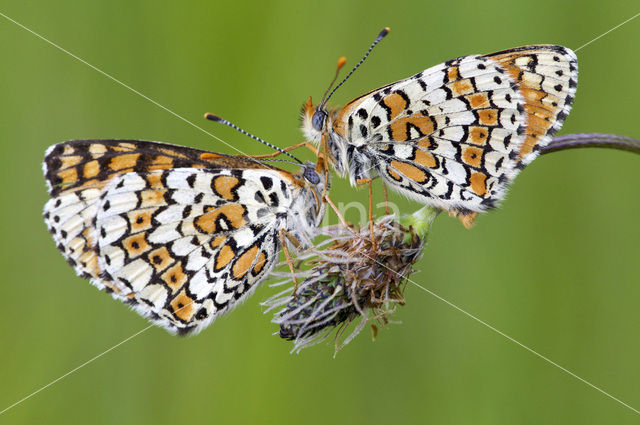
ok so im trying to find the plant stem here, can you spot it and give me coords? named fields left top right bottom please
left=397, top=205, right=439, bottom=241
left=542, top=133, right=640, bottom=155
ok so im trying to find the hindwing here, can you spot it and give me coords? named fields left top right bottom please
left=43, top=140, right=312, bottom=334
left=333, top=45, right=577, bottom=212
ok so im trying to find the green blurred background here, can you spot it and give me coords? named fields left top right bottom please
left=1, top=1, right=639, bottom=423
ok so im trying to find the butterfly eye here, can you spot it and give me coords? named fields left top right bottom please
left=311, top=109, right=327, bottom=131
left=302, top=165, right=320, bottom=184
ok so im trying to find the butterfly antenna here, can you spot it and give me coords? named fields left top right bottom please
left=321, top=27, right=390, bottom=107
left=257, top=158, right=301, bottom=165
left=319, top=56, right=348, bottom=105
left=204, top=113, right=303, bottom=164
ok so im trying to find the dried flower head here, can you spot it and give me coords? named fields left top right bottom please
left=263, top=206, right=438, bottom=354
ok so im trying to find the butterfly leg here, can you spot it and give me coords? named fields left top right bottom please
left=381, top=180, right=390, bottom=215
left=323, top=194, right=357, bottom=234
left=280, top=228, right=301, bottom=249
left=356, top=178, right=377, bottom=251
left=315, top=133, right=332, bottom=200
left=279, top=229, right=300, bottom=294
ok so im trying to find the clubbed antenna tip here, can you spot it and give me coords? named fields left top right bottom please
left=321, top=27, right=391, bottom=107
left=204, top=112, right=221, bottom=122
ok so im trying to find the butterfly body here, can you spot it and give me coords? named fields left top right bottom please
left=43, top=140, right=326, bottom=335
left=302, top=45, right=578, bottom=216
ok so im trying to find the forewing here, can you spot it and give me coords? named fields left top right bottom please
left=42, top=139, right=275, bottom=293
left=336, top=45, right=577, bottom=211
left=43, top=139, right=271, bottom=197
left=43, top=140, right=295, bottom=335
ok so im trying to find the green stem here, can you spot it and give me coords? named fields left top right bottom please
left=397, top=205, right=440, bottom=241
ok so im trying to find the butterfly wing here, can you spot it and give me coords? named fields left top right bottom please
left=43, top=139, right=273, bottom=289
left=334, top=45, right=577, bottom=212
left=43, top=140, right=300, bottom=334
left=43, top=139, right=269, bottom=197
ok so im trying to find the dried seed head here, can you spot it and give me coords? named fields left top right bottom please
left=263, top=207, right=438, bottom=354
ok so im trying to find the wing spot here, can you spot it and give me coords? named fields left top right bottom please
left=162, top=263, right=188, bottom=291
left=468, top=93, right=489, bottom=109
left=140, top=189, right=166, bottom=207
left=232, top=245, right=260, bottom=279
left=123, top=233, right=150, bottom=257
left=390, top=160, right=427, bottom=183
left=148, top=246, right=172, bottom=271
left=83, top=160, right=100, bottom=178
left=478, top=109, right=498, bottom=126
left=213, top=176, right=240, bottom=201
left=252, top=252, right=267, bottom=276
left=268, top=192, right=280, bottom=207
left=170, top=290, right=195, bottom=322
left=109, top=153, right=140, bottom=172
left=195, top=308, right=208, bottom=320
left=186, top=173, right=196, bottom=188
left=57, top=167, right=78, bottom=186
left=451, top=79, right=474, bottom=96
left=469, top=126, right=488, bottom=145
left=462, top=146, right=483, bottom=168
left=469, top=172, right=488, bottom=196
left=414, top=149, right=436, bottom=168
left=215, top=245, right=235, bottom=271
left=260, top=176, right=273, bottom=190
left=383, top=92, right=408, bottom=120
left=129, top=210, right=153, bottom=232
left=447, top=66, right=460, bottom=81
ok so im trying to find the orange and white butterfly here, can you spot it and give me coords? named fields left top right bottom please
left=43, top=138, right=327, bottom=335
left=302, top=28, right=578, bottom=226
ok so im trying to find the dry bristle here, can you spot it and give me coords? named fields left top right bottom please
left=265, top=215, right=425, bottom=353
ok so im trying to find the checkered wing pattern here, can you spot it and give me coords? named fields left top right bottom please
left=43, top=140, right=321, bottom=335
left=332, top=45, right=577, bottom=213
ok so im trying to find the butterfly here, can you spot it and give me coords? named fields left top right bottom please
left=301, top=28, right=578, bottom=227
left=43, top=139, right=327, bottom=335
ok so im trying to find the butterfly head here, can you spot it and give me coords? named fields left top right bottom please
left=301, top=96, right=327, bottom=145
left=284, top=161, right=328, bottom=245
